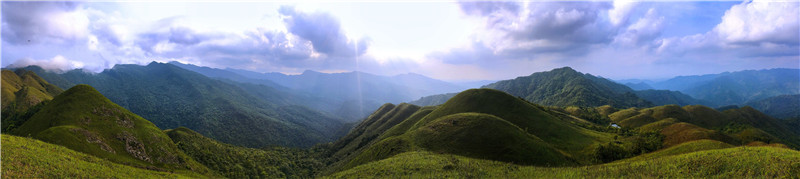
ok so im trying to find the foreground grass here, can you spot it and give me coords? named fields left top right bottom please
left=327, top=146, right=800, bottom=178
left=1, top=134, right=202, bottom=178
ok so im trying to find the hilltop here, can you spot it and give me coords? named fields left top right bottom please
left=1, top=69, right=63, bottom=132
left=324, top=88, right=618, bottom=174
left=12, top=85, right=215, bottom=174
left=483, top=67, right=651, bottom=108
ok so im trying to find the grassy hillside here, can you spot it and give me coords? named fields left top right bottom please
left=165, top=127, right=324, bottom=178
left=483, top=67, right=652, bottom=108
left=19, top=63, right=346, bottom=148
left=326, top=89, right=615, bottom=174
left=609, top=104, right=800, bottom=148
left=328, top=146, right=800, bottom=178
left=617, top=139, right=734, bottom=162
left=409, top=112, right=574, bottom=166
left=1, top=135, right=203, bottom=178
left=1, top=69, right=63, bottom=132
left=13, top=85, right=214, bottom=174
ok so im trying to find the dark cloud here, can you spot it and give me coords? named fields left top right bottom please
left=278, top=6, right=368, bottom=58
left=135, top=25, right=218, bottom=53
left=453, top=1, right=614, bottom=60
left=513, top=2, right=612, bottom=43
left=459, top=1, right=521, bottom=27
left=1, top=1, right=85, bottom=45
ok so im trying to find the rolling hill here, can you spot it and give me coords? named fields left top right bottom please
left=12, top=84, right=215, bottom=175
left=324, top=88, right=618, bottom=174
left=1, top=69, right=63, bottom=132
left=17, top=63, right=346, bottom=148
left=483, top=67, right=652, bottom=108
left=608, top=104, right=800, bottom=148
left=1, top=134, right=207, bottom=178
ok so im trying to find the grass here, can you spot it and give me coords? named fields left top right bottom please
left=617, top=139, right=733, bottom=162
left=165, top=127, right=325, bottom=178
left=327, top=146, right=800, bottom=178
left=327, top=89, right=615, bottom=173
left=637, top=118, right=678, bottom=132
left=661, top=122, right=737, bottom=147
left=409, top=113, right=574, bottom=166
left=1, top=134, right=203, bottom=178
left=410, top=89, right=612, bottom=156
left=12, top=84, right=215, bottom=174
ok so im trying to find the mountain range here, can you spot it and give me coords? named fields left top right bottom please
left=2, top=65, right=798, bottom=178
left=170, top=61, right=467, bottom=121
left=625, top=68, right=800, bottom=106
left=17, top=63, right=347, bottom=148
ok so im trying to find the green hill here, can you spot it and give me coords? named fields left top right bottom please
left=13, top=85, right=214, bottom=175
left=1, top=69, right=63, bottom=132
left=18, top=63, right=346, bottom=148
left=609, top=104, right=800, bottom=148
left=328, top=146, right=800, bottom=178
left=483, top=67, right=652, bottom=108
left=1, top=134, right=205, bottom=178
left=326, top=89, right=615, bottom=174
left=165, top=127, right=324, bottom=178
left=409, top=112, right=573, bottom=166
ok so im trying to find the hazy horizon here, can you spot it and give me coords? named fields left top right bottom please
left=2, top=1, right=798, bottom=81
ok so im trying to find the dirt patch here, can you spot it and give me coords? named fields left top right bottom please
left=116, top=131, right=151, bottom=163
left=116, top=115, right=135, bottom=128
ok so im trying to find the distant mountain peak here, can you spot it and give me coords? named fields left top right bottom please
left=484, top=66, right=651, bottom=108
left=301, top=70, right=322, bottom=75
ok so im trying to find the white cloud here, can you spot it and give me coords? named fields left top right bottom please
left=713, top=0, right=799, bottom=45
left=609, top=0, right=637, bottom=26
left=9, top=55, right=85, bottom=72
left=614, top=8, right=665, bottom=47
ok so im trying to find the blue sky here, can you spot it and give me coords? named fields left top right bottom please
left=2, top=1, right=798, bottom=81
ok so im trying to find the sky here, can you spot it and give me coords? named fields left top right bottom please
left=1, top=0, right=798, bottom=81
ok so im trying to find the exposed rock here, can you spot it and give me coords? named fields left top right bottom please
left=116, top=131, right=151, bottom=163
left=70, top=128, right=114, bottom=153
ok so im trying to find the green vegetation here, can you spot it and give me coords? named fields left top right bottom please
left=20, top=63, right=347, bottom=148
left=410, top=112, right=573, bottom=166
left=12, top=85, right=215, bottom=175
left=325, top=89, right=617, bottom=174
left=409, top=92, right=457, bottom=106
left=634, top=89, right=708, bottom=106
left=166, top=127, right=325, bottom=178
left=1, top=134, right=203, bottom=178
left=745, top=94, right=800, bottom=119
left=1, top=69, right=63, bottom=132
left=618, top=139, right=733, bottom=162
left=328, top=146, right=800, bottom=178
left=609, top=104, right=800, bottom=148
left=483, top=67, right=652, bottom=108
